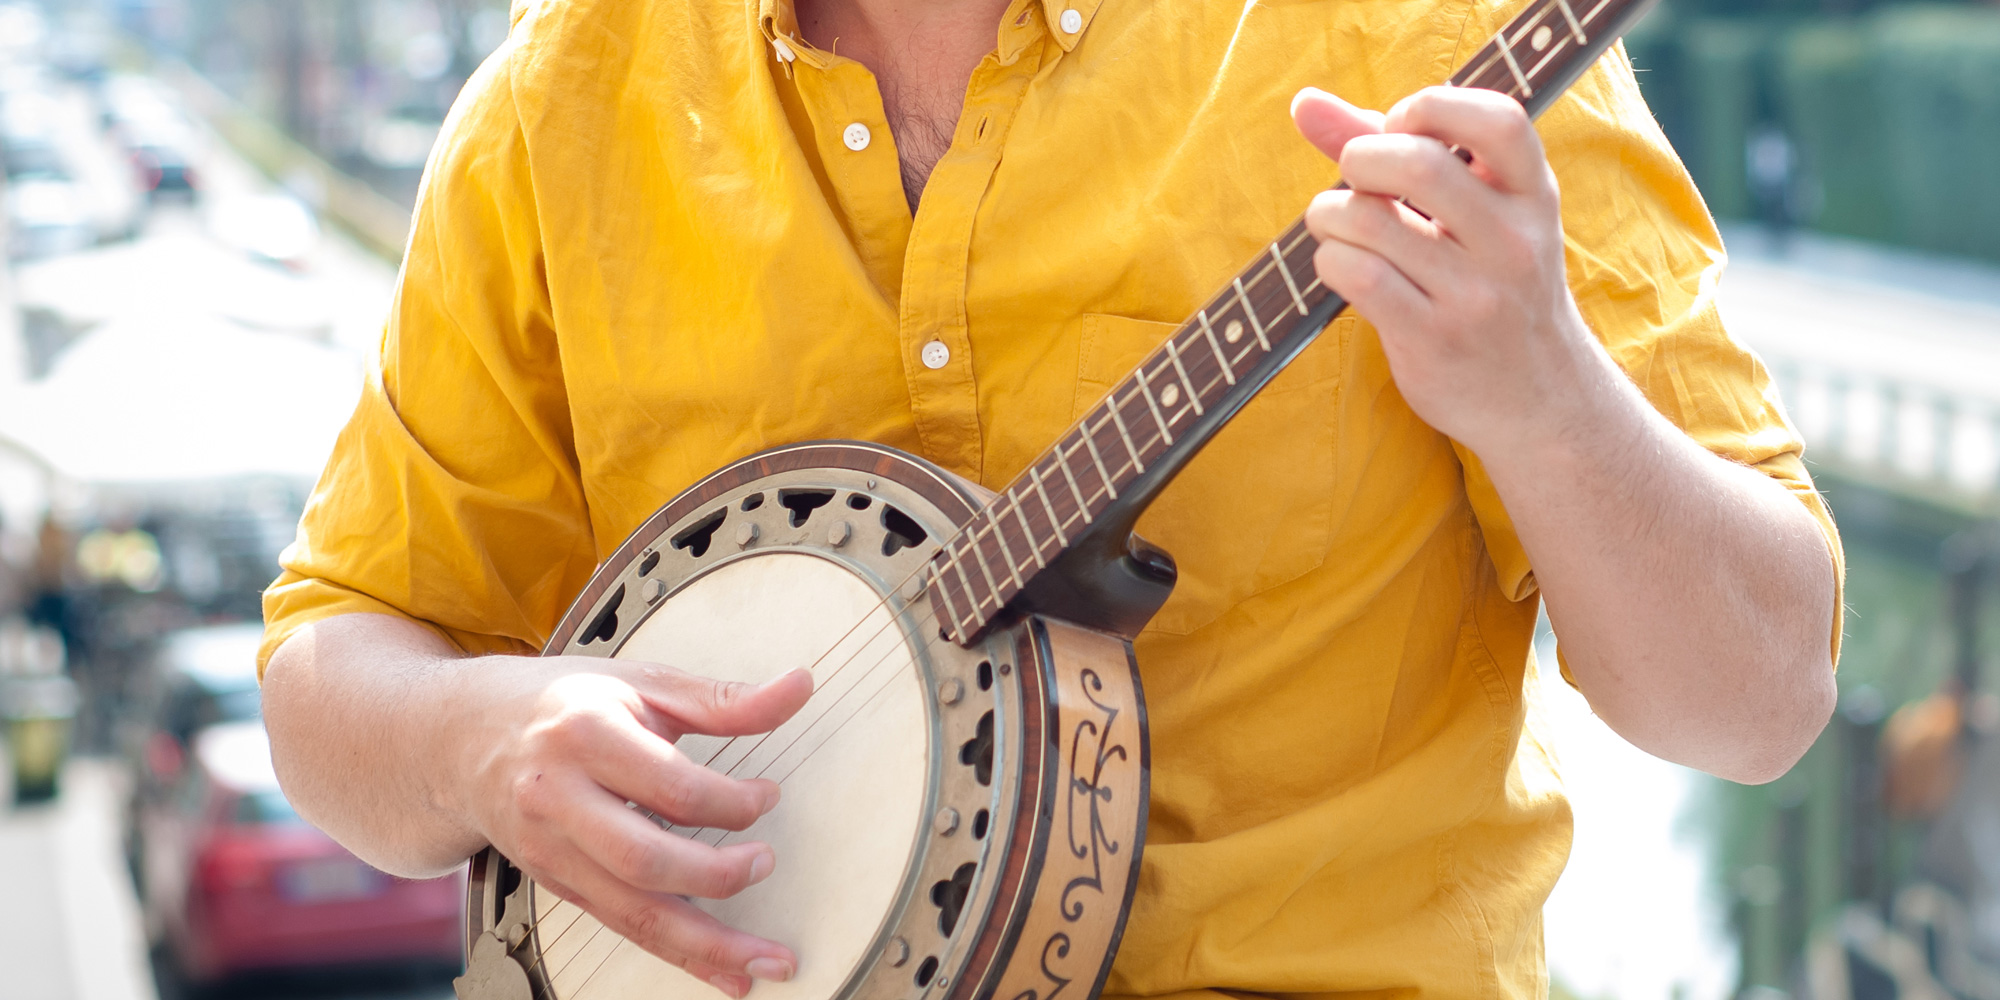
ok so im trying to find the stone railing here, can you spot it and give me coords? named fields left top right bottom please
left=1771, top=358, right=2000, bottom=506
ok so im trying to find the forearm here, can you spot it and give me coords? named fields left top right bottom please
left=1476, top=340, right=1837, bottom=784
left=264, top=611, right=808, bottom=984
left=263, top=613, right=489, bottom=877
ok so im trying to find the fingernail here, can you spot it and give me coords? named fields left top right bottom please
left=749, top=848, right=775, bottom=884
left=709, top=975, right=746, bottom=998
left=747, top=958, right=795, bottom=982
left=759, top=782, right=782, bottom=813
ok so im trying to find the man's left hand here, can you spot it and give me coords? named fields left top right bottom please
left=1288, top=85, right=1837, bottom=786
left=1293, top=85, right=1608, bottom=464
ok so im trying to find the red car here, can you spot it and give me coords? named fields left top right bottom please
left=136, top=719, right=463, bottom=990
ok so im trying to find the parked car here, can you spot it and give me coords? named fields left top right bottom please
left=126, top=625, right=463, bottom=993
left=99, top=75, right=198, bottom=198
left=124, top=623, right=265, bottom=832
left=130, top=141, right=194, bottom=196
left=7, top=174, right=94, bottom=258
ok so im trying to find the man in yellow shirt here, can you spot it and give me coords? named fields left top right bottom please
left=259, top=0, right=1844, bottom=993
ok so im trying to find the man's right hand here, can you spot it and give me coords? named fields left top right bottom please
left=452, top=654, right=815, bottom=996
left=262, top=613, right=814, bottom=1000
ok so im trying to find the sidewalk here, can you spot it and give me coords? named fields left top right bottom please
left=0, top=759, right=159, bottom=1000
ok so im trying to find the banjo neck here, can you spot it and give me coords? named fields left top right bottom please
left=927, top=0, right=1661, bottom=645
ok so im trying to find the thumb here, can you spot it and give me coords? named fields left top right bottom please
left=625, top=665, right=816, bottom=739
left=1291, top=87, right=1387, bottom=163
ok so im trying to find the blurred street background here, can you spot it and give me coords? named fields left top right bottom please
left=0, top=0, right=1990, bottom=998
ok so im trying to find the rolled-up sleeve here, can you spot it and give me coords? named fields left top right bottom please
left=1450, top=37, right=1845, bottom=662
left=260, top=44, right=597, bottom=675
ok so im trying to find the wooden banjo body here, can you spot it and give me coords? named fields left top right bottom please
left=458, top=442, right=1153, bottom=1000
left=453, top=1, right=1659, bottom=995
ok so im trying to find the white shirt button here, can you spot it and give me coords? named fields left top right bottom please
left=1059, top=8, right=1082, bottom=33
left=842, top=122, right=871, bottom=151
left=921, top=340, right=950, bottom=369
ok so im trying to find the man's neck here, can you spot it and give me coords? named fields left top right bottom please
left=795, top=0, right=1013, bottom=210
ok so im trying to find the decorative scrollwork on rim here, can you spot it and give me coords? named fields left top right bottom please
left=1007, top=932, right=1075, bottom=1000
left=1060, top=669, right=1127, bottom=922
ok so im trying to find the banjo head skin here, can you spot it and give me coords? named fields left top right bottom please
left=459, top=441, right=1149, bottom=1000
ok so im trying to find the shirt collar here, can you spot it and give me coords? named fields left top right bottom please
left=756, top=0, right=1101, bottom=63
left=758, top=0, right=822, bottom=69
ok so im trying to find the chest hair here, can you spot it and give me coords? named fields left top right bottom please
left=879, top=70, right=969, bottom=211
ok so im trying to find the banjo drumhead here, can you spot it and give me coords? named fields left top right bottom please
left=535, top=551, right=930, bottom=1000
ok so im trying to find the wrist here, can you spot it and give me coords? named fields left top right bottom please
left=418, top=650, right=499, bottom=837
left=1461, top=309, right=1646, bottom=475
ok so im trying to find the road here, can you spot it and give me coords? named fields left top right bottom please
left=0, top=760, right=154, bottom=1000
left=0, top=760, right=454, bottom=1000
left=0, top=64, right=435, bottom=1000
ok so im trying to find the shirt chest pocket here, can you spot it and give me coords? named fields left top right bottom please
left=1071, top=313, right=1347, bottom=636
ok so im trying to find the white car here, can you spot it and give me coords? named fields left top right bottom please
left=8, top=175, right=93, bottom=258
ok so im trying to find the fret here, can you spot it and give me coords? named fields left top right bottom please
left=1163, top=335, right=1204, bottom=416
left=1454, top=45, right=1500, bottom=89
left=1029, top=464, right=1069, bottom=546
left=1493, top=29, right=1534, bottom=97
left=1232, top=277, right=1271, bottom=351
left=1054, top=444, right=1094, bottom=523
left=1104, top=398, right=1147, bottom=474
left=988, top=510, right=1027, bottom=589
left=1271, top=242, right=1310, bottom=316
left=1005, top=488, right=1048, bottom=568
left=1554, top=0, right=1588, bottom=44
left=1080, top=427, right=1118, bottom=499
left=1198, top=310, right=1236, bottom=385
left=946, top=543, right=986, bottom=615
left=966, top=529, right=1004, bottom=607
left=931, top=566, right=975, bottom=637
left=1132, top=370, right=1175, bottom=446
left=936, top=568, right=976, bottom=636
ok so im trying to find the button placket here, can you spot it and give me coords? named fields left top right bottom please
left=895, top=54, right=1039, bottom=478
left=781, top=56, right=912, bottom=295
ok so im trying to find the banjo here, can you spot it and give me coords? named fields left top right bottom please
left=455, top=0, right=1657, bottom=996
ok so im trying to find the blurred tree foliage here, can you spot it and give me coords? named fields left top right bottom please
left=1627, top=1, right=2000, bottom=262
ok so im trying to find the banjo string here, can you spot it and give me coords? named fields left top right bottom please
left=669, top=233, right=1327, bottom=792
left=531, top=600, right=943, bottom=990
left=657, top=226, right=1321, bottom=790
left=504, top=231, right=1328, bottom=961
left=672, top=251, right=1323, bottom=821
left=514, top=594, right=948, bottom=980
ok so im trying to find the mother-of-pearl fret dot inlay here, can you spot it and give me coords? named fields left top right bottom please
left=1161, top=384, right=1181, bottom=408
left=1225, top=320, right=1244, bottom=344
left=1531, top=24, right=1553, bottom=50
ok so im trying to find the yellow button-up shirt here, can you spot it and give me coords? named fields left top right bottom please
left=263, top=0, right=1842, bottom=993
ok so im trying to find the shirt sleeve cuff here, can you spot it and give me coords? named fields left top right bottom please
left=260, top=571, right=538, bottom=680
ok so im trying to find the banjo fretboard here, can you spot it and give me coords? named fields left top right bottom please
left=928, top=0, right=1661, bottom=643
